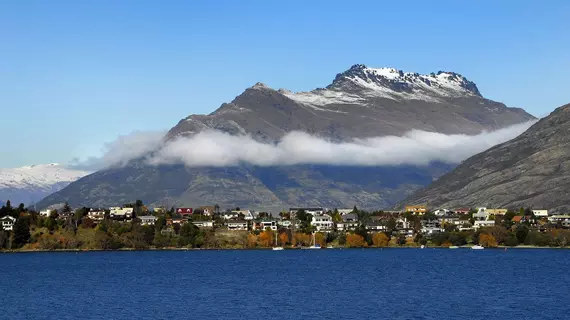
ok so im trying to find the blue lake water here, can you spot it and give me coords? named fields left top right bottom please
left=2, top=248, right=569, bottom=320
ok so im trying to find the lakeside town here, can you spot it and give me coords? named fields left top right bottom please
left=1, top=200, right=570, bottom=251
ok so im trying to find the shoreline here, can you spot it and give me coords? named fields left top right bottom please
left=2, top=245, right=568, bottom=254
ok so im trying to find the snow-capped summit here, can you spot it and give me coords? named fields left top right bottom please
left=0, top=164, right=90, bottom=206
left=329, top=64, right=481, bottom=97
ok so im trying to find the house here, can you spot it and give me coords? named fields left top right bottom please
left=221, top=211, right=239, bottom=220
left=512, top=216, right=524, bottom=224
left=231, top=210, right=255, bottom=220
left=365, top=222, right=387, bottom=232
left=139, top=215, right=158, bottom=226
left=192, top=220, right=213, bottom=228
left=176, top=207, right=193, bottom=216
left=454, top=208, right=471, bottom=215
left=254, top=219, right=278, bottom=231
left=109, top=207, right=134, bottom=220
left=487, top=208, right=508, bottom=216
left=153, top=207, right=166, bottom=214
left=278, top=220, right=292, bottom=228
left=337, top=213, right=359, bottom=231
left=87, top=208, right=106, bottom=222
left=474, top=220, right=495, bottom=229
left=337, top=208, right=354, bottom=215
left=434, top=209, right=450, bottom=216
left=227, top=220, right=248, bottom=231
left=474, top=208, right=489, bottom=220
left=311, top=214, right=333, bottom=232
left=289, top=207, right=325, bottom=216
left=421, top=220, right=443, bottom=234
left=548, top=215, right=570, bottom=223
left=405, top=205, right=427, bottom=215
left=167, top=216, right=187, bottom=225
left=39, top=209, right=53, bottom=217
left=198, top=206, right=217, bottom=216
left=0, top=216, right=16, bottom=231
left=532, top=210, right=549, bottom=217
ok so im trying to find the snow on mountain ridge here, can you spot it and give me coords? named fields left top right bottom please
left=0, top=164, right=90, bottom=190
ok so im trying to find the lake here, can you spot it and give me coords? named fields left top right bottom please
left=2, top=248, right=569, bottom=319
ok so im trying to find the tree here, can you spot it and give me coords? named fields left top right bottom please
left=515, top=225, right=529, bottom=244
left=279, top=232, right=289, bottom=246
left=13, top=217, right=31, bottom=247
left=479, top=233, right=498, bottom=247
left=257, top=229, right=274, bottom=247
left=372, top=233, right=389, bottom=247
left=62, top=202, right=72, bottom=216
left=346, top=234, right=366, bottom=247
left=247, top=233, right=258, bottom=248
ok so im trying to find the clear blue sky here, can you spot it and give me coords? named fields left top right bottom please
left=1, top=0, right=569, bottom=168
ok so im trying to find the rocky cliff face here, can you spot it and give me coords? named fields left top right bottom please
left=36, top=65, right=535, bottom=210
left=399, top=103, right=570, bottom=213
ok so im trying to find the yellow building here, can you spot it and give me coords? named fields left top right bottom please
left=486, top=209, right=508, bottom=215
left=405, top=205, right=427, bottom=215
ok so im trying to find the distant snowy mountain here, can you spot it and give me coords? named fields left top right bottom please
left=0, top=164, right=90, bottom=206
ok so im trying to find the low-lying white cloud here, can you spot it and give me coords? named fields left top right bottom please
left=73, top=121, right=535, bottom=169
left=146, top=121, right=535, bottom=167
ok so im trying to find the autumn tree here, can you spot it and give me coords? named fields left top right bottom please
left=257, top=229, right=274, bottom=247
left=294, top=233, right=311, bottom=246
left=346, top=234, right=366, bottom=248
left=279, top=232, right=289, bottom=246
left=247, top=233, right=258, bottom=248
left=372, top=233, right=389, bottom=247
left=479, top=233, right=498, bottom=247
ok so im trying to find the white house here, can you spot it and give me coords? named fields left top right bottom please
left=532, top=210, right=549, bottom=217
left=337, top=208, right=354, bottom=215
left=192, top=220, right=214, bottom=228
left=474, top=220, right=495, bottom=229
left=0, top=216, right=16, bottom=231
left=88, top=208, right=106, bottom=221
left=311, top=214, right=333, bottom=232
left=139, top=215, right=158, bottom=226
left=39, top=209, right=53, bottom=217
left=109, top=207, right=134, bottom=220
left=434, top=209, right=450, bottom=216
left=255, top=219, right=278, bottom=231
left=231, top=210, right=255, bottom=220
left=222, top=211, right=239, bottom=220
left=227, top=220, right=248, bottom=231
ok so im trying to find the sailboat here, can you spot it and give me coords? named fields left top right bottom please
left=272, top=230, right=284, bottom=251
left=306, top=232, right=321, bottom=249
left=471, top=245, right=484, bottom=250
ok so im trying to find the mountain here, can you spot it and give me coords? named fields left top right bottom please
left=399, top=103, right=570, bottom=213
left=36, top=64, right=535, bottom=210
left=0, top=164, right=90, bottom=206
left=168, top=64, right=532, bottom=141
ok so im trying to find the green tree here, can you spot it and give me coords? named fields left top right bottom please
left=515, top=225, right=529, bottom=244
left=13, top=217, right=31, bottom=247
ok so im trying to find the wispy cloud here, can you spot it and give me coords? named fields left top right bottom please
left=74, top=121, right=536, bottom=170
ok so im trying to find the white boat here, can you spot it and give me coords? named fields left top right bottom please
left=305, top=233, right=321, bottom=249
left=272, top=230, right=284, bottom=251
left=449, top=246, right=459, bottom=249
left=420, top=245, right=425, bottom=249
left=471, top=245, right=484, bottom=250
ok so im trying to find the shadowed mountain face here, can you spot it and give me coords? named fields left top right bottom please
left=399, top=103, right=570, bottom=213
left=36, top=65, right=534, bottom=210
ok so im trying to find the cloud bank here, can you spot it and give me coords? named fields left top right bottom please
left=75, top=121, right=535, bottom=170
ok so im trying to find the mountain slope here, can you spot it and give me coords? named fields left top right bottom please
left=0, top=164, right=89, bottom=205
left=37, top=65, right=535, bottom=210
left=399, top=103, right=570, bottom=213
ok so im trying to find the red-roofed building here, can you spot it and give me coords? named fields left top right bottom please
left=512, top=216, right=524, bottom=223
left=176, top=208, right=193, bottom=216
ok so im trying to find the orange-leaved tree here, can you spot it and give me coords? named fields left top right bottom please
left=258, top=230, right=274, bottom=247
left=247, top=233, right=258, bottom=248
left=346, top=234, right=366, bottom=248
left=372, top=233, right=389, bottom=247
left=279, top=232, right=289, bottom=246
left=294, top=233, right=311, bottom=246
left=479, top=233, right=498, bottom=247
